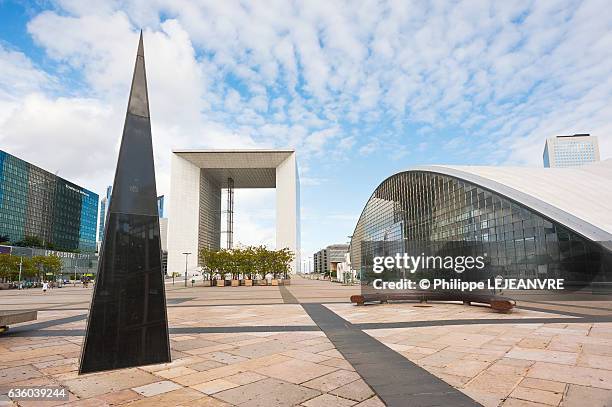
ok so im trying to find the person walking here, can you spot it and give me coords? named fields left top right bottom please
left=42, top=281, right=49, bottom=294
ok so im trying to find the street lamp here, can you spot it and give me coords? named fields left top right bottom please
left=18, top=257, right=23, bottom=289
left=182, top=252, right=191, bottom=287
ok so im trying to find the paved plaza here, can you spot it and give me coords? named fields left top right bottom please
left=1, top=277, right=612, bottom=406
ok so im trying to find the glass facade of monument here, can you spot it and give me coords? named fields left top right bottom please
left=0, top=150, right=98, bottom=252
left=351, top=171, right=611, bottom=288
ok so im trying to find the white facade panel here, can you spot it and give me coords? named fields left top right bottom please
left=167, top=154, right=200, bottom=276
left=276, top=152, right=300, bottom=273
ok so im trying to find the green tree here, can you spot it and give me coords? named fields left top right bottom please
left=21, top=257, right=38, bottom=279
left=199, top=246, right=294, bottom=283
left=274, top=247, right=294, bottom=279
left=32, top=255, right=63, bottom=281
left=200, top=247, right=219, bottom=283
left=0, top=254, right=18, bottom=281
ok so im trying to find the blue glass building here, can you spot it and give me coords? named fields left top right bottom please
left=0, top=150, right=98, bottom=252
left=157, top=195, right=165, bottom=218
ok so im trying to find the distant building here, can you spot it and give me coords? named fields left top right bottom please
left=313, top=244, right=349, bottom=276
left=336, top=252, right=355, bottom=283
left=313, top=251, right=323, bottom=274
left=0, top=150, right=98, bottom=252
left=543, top=134, right=600, bottom=167
left=157, top=195, right=165, bottom=217
left=2, top=244, right=98, bottom=279
left=97, top=186, right=112, bottom=242
left=160, top=217, right=168, bottom=275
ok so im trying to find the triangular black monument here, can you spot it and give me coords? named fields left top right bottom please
left=79, top=32, right=171, bottom=374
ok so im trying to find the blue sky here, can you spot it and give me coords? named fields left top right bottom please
left=0, top=0, right=611, bottom=265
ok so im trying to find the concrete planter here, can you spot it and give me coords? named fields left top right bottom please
left=216, top=280, right=224, bottom=287
left=256, top=280, right=267, bottom=286
left=271, top=279, right=279, bottom=286
left=203, top=280, right=211, bottom=287
left=231, top=279, right=240, bottom=287
left=244, top=279, right=253, bottom=286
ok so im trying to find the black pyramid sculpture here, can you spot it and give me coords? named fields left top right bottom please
left=79, top=32, right=171, bottom=374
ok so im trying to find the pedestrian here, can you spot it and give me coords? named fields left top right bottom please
left=42, top=281, right=49, bottom=294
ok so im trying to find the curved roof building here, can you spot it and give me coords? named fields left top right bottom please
left=350, top=160, right=612, bottom=291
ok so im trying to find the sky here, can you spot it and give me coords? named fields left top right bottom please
left=0, top=0, right=611, bottom=266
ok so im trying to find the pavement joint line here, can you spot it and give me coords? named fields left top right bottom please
left=0, top=303, right=289, bottom=311
left=301, top=303, right=482, bottom=407
left=515, top=305, right=593, bottom=317
left=278, top=284, right=299, bottom=304
left=5, top=325, right=321, bottom=337
left=9, top=313, right=609, bottom=338
left=518, top=299, right=612, bottom=312
left=353, top=315, right=612, bottom=330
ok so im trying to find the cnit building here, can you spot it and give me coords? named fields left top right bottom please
left=351, top=160, right=612, bottom=291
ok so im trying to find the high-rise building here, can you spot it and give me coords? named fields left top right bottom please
left=313, top=244, right=349, bottom=275
left=97, top=185, right=112, bottom=242
left=157, top=195, right=165, bottom=217
left=543, top=134, right=600, bottom=168
left=0, top=150, right=98, bottom=252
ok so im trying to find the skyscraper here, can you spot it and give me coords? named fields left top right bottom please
left=543, top=134, right=600, bottom=168
left=97, top=185, right=112, bottom=242
left=0, top=150, right=98, bottom=252
left=157, top=195, right=164, bottom=217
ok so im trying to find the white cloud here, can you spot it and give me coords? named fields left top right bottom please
left=0, top=44, right=52, bottom=101
left=0, top=94, right=118, bottom=193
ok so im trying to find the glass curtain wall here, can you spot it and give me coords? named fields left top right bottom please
left=351, top=171, right=612, bottom=291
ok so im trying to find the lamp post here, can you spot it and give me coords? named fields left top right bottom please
left=182, top=252, right=191, bottom=287
left=18, top=257, right=23, bottom=289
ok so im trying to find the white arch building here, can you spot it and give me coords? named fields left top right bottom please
left=167, top=150, right=300, bottom=275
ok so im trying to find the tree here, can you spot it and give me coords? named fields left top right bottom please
left=0, top=234, right=10, bottom=244
left=274, top=247, right=294, bottom=279
left=198, top=245, right=295, bottom=283
left=32, top=255, right=63, bottom=281
left=0, top=254, right=18, bottom=281
left=200, top=247, right=219, bottom=283
left=20, top=257, right=38, bottom=279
